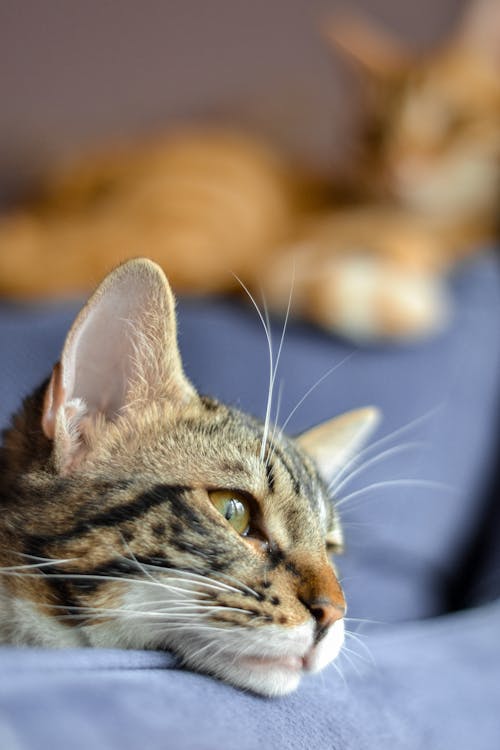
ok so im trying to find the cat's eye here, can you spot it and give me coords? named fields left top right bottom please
left=208, top=490, right=251, bottom=535
left=325, top=528, right=344, bottom=555
left=326, top=540, right=344, bottom=555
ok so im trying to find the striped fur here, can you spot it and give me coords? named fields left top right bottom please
left=0, top=259, right=376, bottom=696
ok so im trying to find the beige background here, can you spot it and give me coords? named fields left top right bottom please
left=0, top=0, right=465, bottom=201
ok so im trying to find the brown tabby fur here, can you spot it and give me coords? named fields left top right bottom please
left=0, top=259, right=378, bottom=695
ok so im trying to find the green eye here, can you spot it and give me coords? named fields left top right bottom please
left=209, top=490, right=251, bottom=535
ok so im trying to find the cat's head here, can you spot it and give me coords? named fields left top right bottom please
left=1, top=259, right=378, bottom=696
left=328, top=0, right=500, bottom=221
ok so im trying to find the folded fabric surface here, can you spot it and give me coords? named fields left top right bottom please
left=0, top=252, right=499, bottom=750
left=0, top=600, right=498, bottom=750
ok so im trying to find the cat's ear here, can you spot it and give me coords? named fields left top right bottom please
left=456, top=0, right=500, bottom=66
left=296, top=407, right=380, bottom=482
left=325, top=11, right=414, bottom=79
left=42, top=258, right=195, bottom=470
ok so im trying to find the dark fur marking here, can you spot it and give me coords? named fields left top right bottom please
left=24, top=485, right=189, bottom=548
left=152, top=522, right=166, bottom=538
left=285, top=561, right=300, bottom=578
left=199, top=396, right=219, bottom=412
left=170, top=520, right=183, bottom=536
left=270, top=596, right=280, bottom=606
left=265, top=459, right=275, bottom=494
left=271, top=444, right=301, bottom=496
left=267, top=546, right=285, bottom=570
left=278, top=615, right=288, bottom=624
left=220, top=459, right=246, bottom=475
left=41, top=572, right=82, bottom=619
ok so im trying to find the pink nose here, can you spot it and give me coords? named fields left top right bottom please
left=298, top=563, right=346, bottom=639
left=308, top=597, right=345, bottom=629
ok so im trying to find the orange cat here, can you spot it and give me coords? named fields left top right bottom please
left=0, top=130, right=308, bottom=297
left=0, top=0, right=498, bottom=342
left=264, top=0, right=500, bottom=340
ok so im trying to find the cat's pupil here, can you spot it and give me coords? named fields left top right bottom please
left=224, top=498, right=243, bottom=521
left=208, top=490, right=251, bottom=534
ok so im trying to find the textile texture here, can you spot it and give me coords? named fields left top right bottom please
left=0, top=253, right=499, bottom=750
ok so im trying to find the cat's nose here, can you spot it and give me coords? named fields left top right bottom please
left=308, top=598, right=345, bottom=642
left=298, top=564, right=346, bottom=640
left=308, top=598, right=345, bottom=630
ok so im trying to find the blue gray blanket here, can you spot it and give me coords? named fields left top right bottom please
left=0, top=254, right=499, bottom=750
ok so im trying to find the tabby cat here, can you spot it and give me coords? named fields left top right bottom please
left=0, top=259, right=378, bottom=696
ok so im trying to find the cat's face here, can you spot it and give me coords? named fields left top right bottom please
left=379, top=51, right=500, bottom=219
left=0, top=259, right=378, bottom=696
left=330, top=0, right=500, bottom=221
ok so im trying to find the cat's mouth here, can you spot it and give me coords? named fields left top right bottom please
left=239, top=654, right=305, bottom=672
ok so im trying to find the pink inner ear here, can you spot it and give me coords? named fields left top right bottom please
left=459, top=0, right=500, bottom=63
left=63, top=285, right=137, bottom=419
left=43, top=259, right=194, bottom=451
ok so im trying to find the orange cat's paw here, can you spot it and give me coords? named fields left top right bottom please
left=264, top=249, right=451, bottom=343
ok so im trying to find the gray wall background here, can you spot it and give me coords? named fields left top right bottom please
left=0, top=0, right=464, bottom=200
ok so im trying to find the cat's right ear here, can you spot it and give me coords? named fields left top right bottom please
left=296, top=407, right=381, bottom=483
left=456, top=0, right=500, bottom=66
left=42, top=258, right=195, bottom=471
left=325, top=11, right=414, bottom=79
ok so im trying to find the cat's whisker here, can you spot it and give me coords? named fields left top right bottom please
left=0, top=559, right=76, bottom=572
left=266, top=379, right=285, bottom=468
left=335, top=478, right=454, bottom=510
left=280, top=353, right=355, bottom=435
left=208, top=570, right=260, bottom=600
left=54, top=606, right=258, bottom=621
left=263, top=263, right=295, bottom=460
left=0, top=570, right=192, bottom=591
left=183, top=640, right=217, bottom=664
left=260, top=290, right=276, bottom=463
left=231, top=274, right=275, bottom=463
left=344, top=630, right=376, bottom=665
left=344, top=616, right=384, bottom=626
left=341, top=643, right=372, bottom=668
left=116, top=549, right=242, bottom=601
left=330, top=658, right=349, bottom=689
left=13, top=552, right=79, bottom=565
left=118, top=538, right=161, bottom=587
left=329, top=441, right=428, bottom=496
left=127, top=561, right=250, bottom=598
left=44, top=601, right=210, bottom=618
left=339, top=647, right=364, bottom=677
left=329, top=405, right=444, bottom=490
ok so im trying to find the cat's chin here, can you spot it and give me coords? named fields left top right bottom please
left=216, top=655, right=304, bottom=697
left=198, top=619, right=345, bottom=697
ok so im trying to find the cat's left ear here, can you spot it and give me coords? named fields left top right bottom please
left=42, top=258, right=196, bottom=470
left=296, top=407, right=380, bottom=483
left=325, top=11, right=415, bottom=79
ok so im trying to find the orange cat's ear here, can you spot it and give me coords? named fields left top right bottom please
left=325, top=11, right=415, bottom=79
left=42, top=258, right=195, bottom=471
left=455, top=0, right=500, bottom=65
left=296, top=407, right=380, bottom=483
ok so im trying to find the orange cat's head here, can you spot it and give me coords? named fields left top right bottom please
left=328, top=0, right=500, bottom=222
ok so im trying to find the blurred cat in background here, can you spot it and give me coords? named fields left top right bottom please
left=265, top=0, right=500, bottom=340
left=0, top=0, right=498, bottom=342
